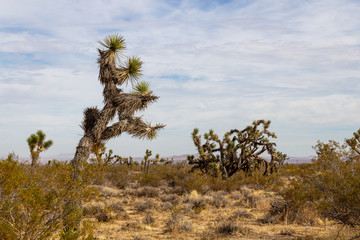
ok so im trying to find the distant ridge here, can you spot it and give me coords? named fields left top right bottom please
left=40, top=153, right=314, bottom=164
left=2, top=153, right=313, bottom=165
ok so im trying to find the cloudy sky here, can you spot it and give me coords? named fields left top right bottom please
left=1, top=0, right=359, bottom=160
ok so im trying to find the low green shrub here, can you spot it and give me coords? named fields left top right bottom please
left=0, top=155, right=95, bottom=239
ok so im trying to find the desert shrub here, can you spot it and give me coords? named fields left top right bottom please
left=229, top=191, right=244, bottom=201
left=134, top=199, right=155, bottom=212
left=82, top=204, right=102, bottom=217
left=184, top=190, right=206, bottom=214
left=132, top=235, right=149, bottom=240
left=160, top=193, right=181, bottom=206
left=105, top=165, right=132, bottom=189
left=165, top=213, right=192, bottom=233
left=109, top=201, right=125, bottom=212
left=96, top=207, right=113, bottom=222
left=0, top=156, right=95, bottom=239
left=123, top=220, right=143, bottom=230
left=161, top=202, right=173, bottom=211
left=231, top=209, right=253, bottom=220
left=278, top=138, right=360, bottom=228
left=311, top=141, right=360, bottom=227
left=143, top=212, right=155, bottom=225
left=208, top=191, right=227, bottom=208
left=215, top=220, right=243, bottom=236
left=136, top=186, right=159, bottom=198
left=183, top=203, right=194, bottom=214
left=279, top=180, right=320, bottom=224
left=279, top=228, right=295, bottom=236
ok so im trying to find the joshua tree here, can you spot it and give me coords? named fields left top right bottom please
left=72, top=34, right=165, bottom=177
left=27, top=130, right=53, bottom=166
left=142, top=149, right=152, bottom=174
left=188, top=120, right=287, bottom=179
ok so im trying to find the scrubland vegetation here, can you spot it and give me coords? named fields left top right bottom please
left=1, top=142, right=360, bottom=239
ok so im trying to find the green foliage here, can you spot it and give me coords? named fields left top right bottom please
left=189, top=120, right=285, bottom=179
left=26, top=130, right=53, bottom=166
left=132, top=81, right=151, bottom=95
left=124, top=56, right=143, bottom=83
left=280, top=133, right=360, bottom=228
left=97, top=34, right=126, bottom=54
left=0, top=157, right=95, bottom=239
left=311, top=140, right=360, bottom=227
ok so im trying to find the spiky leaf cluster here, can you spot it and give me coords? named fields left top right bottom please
left=97, top=34, right=126, bottom=56
left=189, top=120, right=286, bottom=179
left=132, top=81, right=151, bottom=95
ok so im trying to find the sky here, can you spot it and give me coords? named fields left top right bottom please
left=0, top=0, right=360, bottom=160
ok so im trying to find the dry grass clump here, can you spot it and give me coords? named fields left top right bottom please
left=207, top=191, right=228, bottom=208
left=160, top=193, right=181, bottom=206
left=229, top=190, right=244, bottom=201
left=142, top=211, right=155, bottom=226
left=122, top=220, right=144, bottom=230
left=279, top=227, right=295, bottom=236
left=134, top=198, right=155, bottom=212
left=97, top=185, right=122, bottom=198
left=259, top=197, right=320, bottom=225
left=231, top=208, right=254, bottom=220
left=161, top=202, right=174, bottom=211
left=243, top=192, right=261, bottom=208
left=184, top=190, right=207, bottom=213
left=215, top=221, right=239, bottom=235
left=132, top=235, right=151, bottom=240
left=135, top=186, right=160, bottom=198
left=214, top=219, right=251, bottom=237
left=82, top=203, right=114, bottom=222
left=105, top=166, right=132, bottom=189
left=96, top=207, right=113, bottom=222
left=165, top=212, right=192, bottom=233
left=109, top=200, right=125, bottom=212
left=82, top=203, right=103, bottom=217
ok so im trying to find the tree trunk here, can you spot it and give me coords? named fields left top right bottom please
left=71, top=135, right=93, bottom=179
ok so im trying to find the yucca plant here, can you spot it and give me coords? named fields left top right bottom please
left=27, top=130, right=53, bottom=166
left=72, top=34, right=165, bottom=178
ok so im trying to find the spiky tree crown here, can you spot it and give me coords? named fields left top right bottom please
left=98, top=34, right=126, bottom=56
left=27, top=130, right=53, bottom=150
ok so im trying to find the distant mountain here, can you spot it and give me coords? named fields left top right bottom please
left=286, top=156, right=314, bottom=164
left=5, top=153, right=313, bottom=165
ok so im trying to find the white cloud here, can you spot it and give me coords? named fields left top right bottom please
left=1, top=0, right=360, bottom=158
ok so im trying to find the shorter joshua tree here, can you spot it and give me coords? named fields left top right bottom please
left=141, top=149, right=152, bottom=174
left=188, top=120, right=287, bottom=179
left=27, top=130, right=53, bottom=166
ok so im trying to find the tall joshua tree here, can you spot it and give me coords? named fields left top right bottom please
left=27, top=130, right=53, bottom=166
left=72, top=34, right=165, bottom=177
